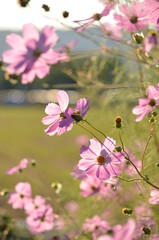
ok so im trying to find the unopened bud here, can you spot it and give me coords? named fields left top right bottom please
left=156, top=162, right=159, bottom=167
left=132, top=33, right=144, bottom=44
left=122, top=207, right=133, bottom=215
left=141, top=226, right=151, bottom=236
left=62, top=11, right=69, bottom=18
left=18, top=0, right=30, bottom=7
left=115, top=146, right=122, bottom=152
left=31, top=159, right=36, bottom=166
left=42, top=4, right=50, bottom=12
left=115, top=116, right=122, bottom=128
left=152, top=111, right=157, bottom=117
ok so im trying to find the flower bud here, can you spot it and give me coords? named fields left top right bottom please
left=31, top=159, right=36, bottom=166
left=115, top=146, right=122, bottom=152
left=155, top=162, right=159, bottom=167
left=18, top=0, right=30, bottom=7
left=122, top=208, right=133, bottom=215
left=42, top=4, right=50, bottom=12
left=152, top=111, right=157, bottom=117
left=115, top=116, right=122, bottom=128
left=62, top=11, right=69, bottom=18
left=132, top=33, right=144, bottom=44
left=141, top=226, right=151, bottom=236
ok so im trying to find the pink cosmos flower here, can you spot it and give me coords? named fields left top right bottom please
left=144, top=0, right=159, bottom=25
left=76, top=135, right=89, bottom=146
left=78, top=137, right=122, bottom=180
left=74, top=5, right=111, bottom=32
left=132, top=85, right=159, bottom=122
left=98, top=219, right=136, bottom=240
left=8, top=182, right=32, bottom=209
left=2, top=24, right=61, bottom=84
left=80, top=177, right=101, bottom=197
left=83, top=215, right=110, bottom=239
left=6, top=158, right=29, bottom=175
left=134, top=218, right=154, bottom=238
left=25, top=195, right=46, bottom=215
left=114, top=2, right=148, bottom=32
left=26, top=204, right=54, bottom=234
left=149, top=190, right=159, bottom=204
left=121, top=148, right=141, bottom=176
left=59, top=97, right=90, bottom=130
left=42, top=90, right=72, bottom=136
left=101, top=22, right=121, bottom=39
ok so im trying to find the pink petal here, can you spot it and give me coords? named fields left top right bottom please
left=96, top=165, right=110, bottom=180
left=78, top=159, right=96, bottom=170
left=45, top=103, right=61, bottom=115
left=89, top=138, right=101, bottom=156
left=42, top=115, right=59, bottom=125
left=57, top=90, right=69, bottom=112
left=102, top=137, right=116, bottom=152
left=6, top=34, right=25, bottom=50
left=23, top=24, right=39, bottom=42
left=45, top=119, right=59, bottom=136
left=148, top=85, right=157, bottom=99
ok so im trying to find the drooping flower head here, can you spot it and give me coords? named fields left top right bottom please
left=8, top=182, right=32, bottom=209
left=78, top=137, right=122, bottom=180
left=2, top=24, right=63, bottom=84
left=6, top=158, right=29, bottom=175
left=74, top=5, right=112, bottom=32
left=42, top=90, right=72, bottom=136
left=132, top=85, right=159, bottom=122
left=114, top=2, right=148, bottom=32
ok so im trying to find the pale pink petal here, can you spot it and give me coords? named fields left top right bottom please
left=89, top=138, right=102, bottom=156
left=78, top=159, right=96, bottom=170
left=6, top=34, right=25, bottom=50
left=42, top=115, right=59, bottom=125
left=45, top=119, right=59, bottom=136
left=96, top=165, right=110, bottom=180
left=102, top=137, right=116, bottom=152
left=44, top=103, right=61, bottom=115
left=23, top=24, right=39, bottom=41
left=148, top=85, right=157, bottom=99
left=57, top=90, right=69, bottom=112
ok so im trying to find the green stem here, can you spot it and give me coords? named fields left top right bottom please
left=118, top=176, right=142, bottom=182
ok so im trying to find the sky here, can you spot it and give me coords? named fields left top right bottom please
left=0, top=0, right=104, bottom=31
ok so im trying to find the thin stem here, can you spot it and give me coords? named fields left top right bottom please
left=118, top=129, right=125, bottom=151
left=84, top=119, right=107, bottom=138
left=141, top=124, right=154, bottom=175
left=118, top=176, right=142, bottom=182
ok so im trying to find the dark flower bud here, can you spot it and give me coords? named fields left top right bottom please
left=115, top=146, right=122, bottom=152
left=132, top=33, right=144, bottom=44
left=18, top=0, right=30, bottom=7
left=122, top=207, right=133, bottom=215
left=155, top=162, right=159, bottom=167
left=152, top=111, right=157, bottom=117
left=62, top=11, right=69, bottom=18
left=141, top=226, right=151, bottom=236
left=42, top=4, right=50, bottom=12
left=115, top=116, right=122, bottom=128
left=31, top=159, right=36, bottom=166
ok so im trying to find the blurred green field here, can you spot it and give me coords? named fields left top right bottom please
left=0, top=101, right=159, bottom=238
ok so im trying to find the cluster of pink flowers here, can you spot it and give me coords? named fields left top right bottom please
left=8, top=182, right=54, bottom=234
left=42, top=90, right=90, bottom=136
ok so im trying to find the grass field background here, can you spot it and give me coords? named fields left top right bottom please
left=0, top=93, right=159, bottom=238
